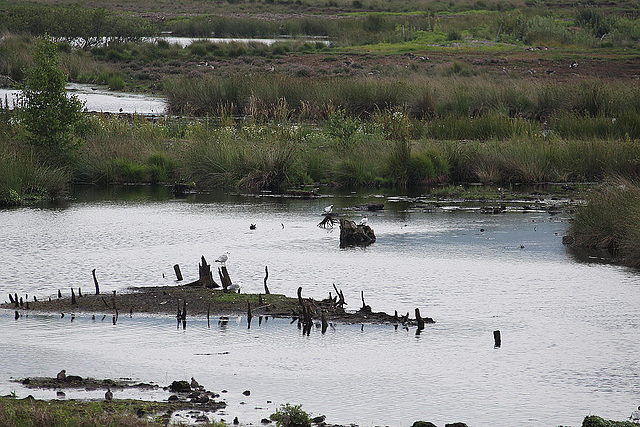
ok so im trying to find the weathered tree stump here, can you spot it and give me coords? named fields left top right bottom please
left=415, top=308, right=425, bottom=335
left=220, top=266, right=232, bottom=291
left=339, top=219, right=376, bottom=248
left=263, top=266, right=270, bottom=294
left=92, top=269, right=100, bottom=295
left=199, top=256, right=219, bottom=288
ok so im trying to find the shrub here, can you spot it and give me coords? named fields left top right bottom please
left=270, top=404, right=311, bottom=427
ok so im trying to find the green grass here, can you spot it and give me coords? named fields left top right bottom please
left=0, top=396, right=165, bottom=427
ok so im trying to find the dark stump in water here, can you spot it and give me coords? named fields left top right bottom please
left=339, top=219, right=376, bottom=248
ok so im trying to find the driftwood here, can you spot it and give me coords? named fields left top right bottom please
left=318, top=214, right=338, bottom=229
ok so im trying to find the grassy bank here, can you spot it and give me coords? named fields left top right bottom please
left=3, top=111, right=640, bottom=200
left=565, top=178, right=640, bottom=267
left=0, top=396, right=175, bottom=427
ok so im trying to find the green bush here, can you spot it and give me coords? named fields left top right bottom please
left=270, top=404, right=311, bottom=427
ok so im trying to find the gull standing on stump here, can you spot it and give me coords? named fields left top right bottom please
left=215, top=251, right=230, bottom=266
left=322, top=204, right=333, bottom=215
left=359, top=215, right=368, bottom=226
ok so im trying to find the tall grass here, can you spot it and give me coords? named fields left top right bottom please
left=74, top=115, right=179, bottom=184
left=566, top=178, right=640, bottom=267
left=0, top=140, right=69, bottom=205
left=164, top=75, right=640, bottom=129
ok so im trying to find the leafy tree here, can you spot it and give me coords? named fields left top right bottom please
left=18, top=36, right=85, bottom=164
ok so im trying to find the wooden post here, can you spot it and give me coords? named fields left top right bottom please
left=297, top=287, right=303, bottom=307
left=112, top=290, right=118, bottom=318
left=247, top=301, right=253, bottom=329
left=494, top=330, right=501, bottom=348
left=14, top=310, right=19, bottom=320
left=71, top=288, right=76, bottom=305
left=92, top=269, right=100, bottom=295
left=321, top=311, right=328, bottom=334
left=78, top=288, right=82, bottom=297
left=174, top=264, right=183, bottom=281
left=57, top=290, right=62, bottom=298
left=259, top=294, right=263, bottom=305
left=207, top=303, right=211, bottom=328
left=19, top=297, right=23, bottom=307
left=9, top=294, right=14, bottom=304
left=263, top=266, right=270, bottom=294
left=182, top=299, right=187, bottom=321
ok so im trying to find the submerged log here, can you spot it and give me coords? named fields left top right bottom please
left=339, top=219, right=376, bottom=248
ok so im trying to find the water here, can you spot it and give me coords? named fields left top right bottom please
left=1, top=187, right=639, bottom=426
left=0, top=83, right=166, bottom=115
left=154, top=36, right=332, bottom=47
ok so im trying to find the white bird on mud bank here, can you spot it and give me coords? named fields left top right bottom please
left=322, top=205, right=333, bottom=215
left=359, top=216, right=368, bottom=226
left=215, top=251, right=230, bottom=266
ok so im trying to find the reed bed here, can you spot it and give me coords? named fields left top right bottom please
left=164, top=75, right=640, bottom=128
left=567, top=178, right=640, bottom=267
left=0, top=140, right=69, bottom=206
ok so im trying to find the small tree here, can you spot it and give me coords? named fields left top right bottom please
left=18, top=36, right=84, bottom=164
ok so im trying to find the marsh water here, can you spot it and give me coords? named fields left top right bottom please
left=1, top=186, right=639, bottom=426
left=0, top=83, right=166, bottom=115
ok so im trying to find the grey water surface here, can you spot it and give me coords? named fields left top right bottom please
left=0, top=83, right=166, bottom=115
left=0, top=187, right=638, bottom=426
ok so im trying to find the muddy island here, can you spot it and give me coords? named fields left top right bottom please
left=1, top=258, right=434, bottom=332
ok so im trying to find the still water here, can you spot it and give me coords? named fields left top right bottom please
left=0, top=83, right=166, bottom=115
left=0, top=187, right=638, bottom=426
